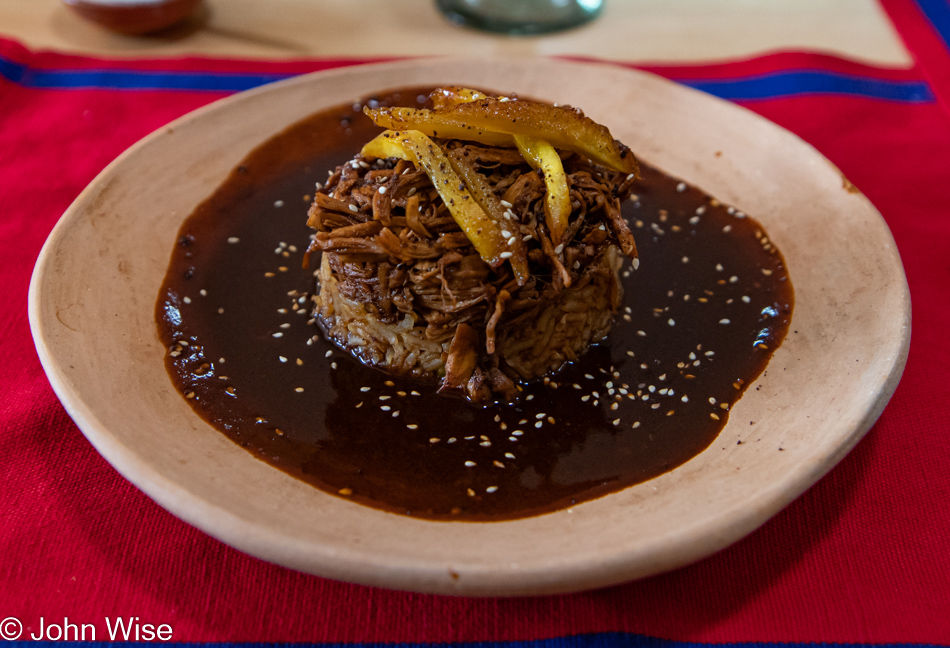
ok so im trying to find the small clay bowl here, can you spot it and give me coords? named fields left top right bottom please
left=63, top=0, right=201, bottom=35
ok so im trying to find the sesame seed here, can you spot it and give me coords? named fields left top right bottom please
left=507, top=236, right=517, bottom=245
left=720, top=318, right=731, bottom=325
left=380, top=406, right=391, bottom=411
left=295, top=387, right=304, bottom=393
left=227, top=237, right=240, bottom=244
left=637, top=330, right=646, bottom=337
left=278, top=356, right=287, bottom=363
left=378, top=186, right=387, bottom=194
left=199, top=289, right=207, bottom=297
left=676, top=182, right=687, bottom=192
left=500, top=200, right=513, bottom=208
left=742, top=295, right=751, bottom=303
left=668, top=318, right=675, bottom=326
left=274, top=200, right=284, bottom=207
left=681, top=256, right=689, bottom=263
left=330, top=362, right=337, bottom=369
left=633, top=258, right=640, bottom=270
left=279, top=323, right=291, bottom=329
left=348, top=203, right=359, bottom=213
left=554, top=244, right=564, bottom=255
left=272, top=332, right=283, bottom=338
left=183, top=296, right=191, bottom=304
left=499, top=251, right=513, bottom=259
left=501, top=230, right=511, bottom=238
left=723, top=225, right=732, bottom=233
left=710, top=413, right=720, bottom=420
left=715, top=263, right=724, bottom=271
left=464, top=461, right=476, bottom=467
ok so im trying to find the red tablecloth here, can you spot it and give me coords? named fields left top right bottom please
left=3, top=0, right=950, bottom=644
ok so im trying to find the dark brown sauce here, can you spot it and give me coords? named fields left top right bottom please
left=156, top=89, right=793, bottom=521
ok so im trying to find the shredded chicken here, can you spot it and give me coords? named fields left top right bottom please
left=307, top=139, right=637, bottom=403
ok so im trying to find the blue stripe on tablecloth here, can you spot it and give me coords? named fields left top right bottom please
left=0, top=52, right=936, bottom=102
left=5, top=632, right=948, bottom=648
left=675, top=70, right=933, bottom=102
left=0, top=56, right=289, bottom=92
left=915, top=0, right=950, bottom=53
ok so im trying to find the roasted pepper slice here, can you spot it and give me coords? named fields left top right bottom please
left=430, top=86, right=488, bottom=110
left=365, top=98, right=638, bottom=175
left=513, top=134, right=572, bottom=244
left=361, top=131, right=523, bottom=278
left=446, top=148, right=529, bottom=284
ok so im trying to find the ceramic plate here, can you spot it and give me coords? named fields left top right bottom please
left=29, top=58, right=909, bottom=596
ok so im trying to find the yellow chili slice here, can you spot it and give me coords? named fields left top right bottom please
left=361, top=131, right=520, bottom=276
left=446, top=148, right=529, bottom=284
left=430, top=86, right=488, bottom=111
left=365, top=98, right=637, bottom=175
left=513, top=134, right=572, bottom=244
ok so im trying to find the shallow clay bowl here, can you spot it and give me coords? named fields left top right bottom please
left=29, top=58, right=909, bottom=596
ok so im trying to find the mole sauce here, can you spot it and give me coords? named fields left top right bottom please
left=156, top=88, right=793, bottom=521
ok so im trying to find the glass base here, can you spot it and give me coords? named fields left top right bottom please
left=435, top=0, right=604, bottom=36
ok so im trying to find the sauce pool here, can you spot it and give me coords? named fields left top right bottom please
left=156, top=89, right=793, bottom=521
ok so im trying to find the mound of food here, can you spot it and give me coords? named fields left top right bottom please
left=306, top=87, right=639, bottom=404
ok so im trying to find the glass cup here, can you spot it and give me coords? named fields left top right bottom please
left=435, top=0, right=605, bottom=35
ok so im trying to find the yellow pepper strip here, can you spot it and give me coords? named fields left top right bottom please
left=430, top=86, right=488, bottom=111
left=513, top=135, right=572, bottom=244
left=447, top=148, right=529, bottom=284
left=361, top=131, right=517, bottom=274
left=366, top=106, right=515, bottom=148
left=365, top=99, right=638, bottom=175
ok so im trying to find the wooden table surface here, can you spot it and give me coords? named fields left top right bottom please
left=2, top=0, right=912, bottom=66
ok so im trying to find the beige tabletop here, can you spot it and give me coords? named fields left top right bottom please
left=3, top=0, right=912, bottom=66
